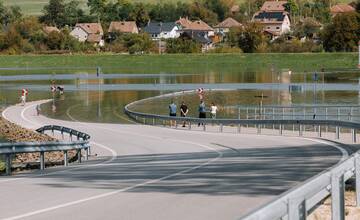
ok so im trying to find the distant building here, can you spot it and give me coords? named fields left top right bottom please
left=260, top=1, right=287, bottom=12
left=108, top=21, right=138, bottom=35
left=143, top=22, right=180, bottom=40
left=214, top=17, right=242, bottom=33
left=253, top=11, right=291, bottom=37
left=42, top=26, right=60, bottom=35
left=330, top=4, right=356, bottom=17
left=252, top=1, right=291, bottom=39
left=176, top=17, right=215, bottom=51
left=70, top=23, right=104, bottom=47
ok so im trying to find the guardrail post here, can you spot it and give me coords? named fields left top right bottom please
left=237, top=124, right=241, bottom=133
left=352, top=129, right=357, bottom=143
left=298, top=124, right=302, bottom=136
left=188, top=122, right=192, bottom=130
left=5, top=154, right=11, bottom=175
left=203, top=123, right=206, bottom=131
left=220, top=124, right=223, bottom=133
left=318, top=126, right=322, bottom=137
left=40, top=152, right=45, bottom=170
left=331, top=173, right=345, bottom=220
left=335, top=127, right=340, bottom=140
left=257, top=125, right=261, bottom=134
left=279, top=124, right=283, bottom=135
left=64, top=150, right=68, bottom=167
left=152, top=118, right=155, bottom=125
left=77, top=149, right=82, bottom=163
left=143, top=118, right=146, bottom=124
left=355, top=155, right=360, bottom=207
left=288, top=198, right=306, bottom=220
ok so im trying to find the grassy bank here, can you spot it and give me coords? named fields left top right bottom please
left=0, top=53, right=357, bottom=75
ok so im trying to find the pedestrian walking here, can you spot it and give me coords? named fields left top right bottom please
left=198, top=100, right=206, bottom=126
left=36, top=104, right=41, bottom=116
left=169, top=100, right=177, bottom=127
left=180, top=101, right=189, bottom=127
left=210, top=102, right=218, bottom=119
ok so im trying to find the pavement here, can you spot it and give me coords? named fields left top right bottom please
left=0, top=100, right=350, bottom=220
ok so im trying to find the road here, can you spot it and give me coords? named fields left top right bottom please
left=0, top=100, right=349, bottom=220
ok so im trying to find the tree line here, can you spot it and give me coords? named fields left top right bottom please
left=0, top=0, right=358, bottom=54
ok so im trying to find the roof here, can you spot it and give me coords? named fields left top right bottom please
left=214, top=17, right=242, bottom=28
left=230, top=5, right=240, bottom=13
left=43, top=26, right=60, bottom=34
left=143, top=22, right=178, bottom=34
left=330, top=4, right=355, bottom=14
left=75, top=23, right=103, bottom=35
left=176, top=18, right=214, bottom=31
left=260, top=1, right=287, bottom=12
left=108, top=21, right=138, bottom=33
left=253, top=11, right=287, bottom=22
left=87, top=34, right=102, bottom=43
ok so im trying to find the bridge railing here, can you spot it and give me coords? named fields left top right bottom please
left=124, top=104, right=360, bottom=220
left=1, top=125, right=91, bottom=176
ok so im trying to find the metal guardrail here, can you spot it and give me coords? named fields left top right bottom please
left=1, top=125, right=91, bottom=175
left=124, top=103, right=360, bottom=220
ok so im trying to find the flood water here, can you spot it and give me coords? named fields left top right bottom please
left=1, top=67, right=360, bottom=123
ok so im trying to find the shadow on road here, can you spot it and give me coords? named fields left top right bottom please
left=38, top=144, right=355, bottom=196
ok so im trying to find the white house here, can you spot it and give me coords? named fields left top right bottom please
left=252, top=1, right=291, bottom=39
left=143, top=22, right=180, bottom=40
left=70, top=23, right=105, bottom=47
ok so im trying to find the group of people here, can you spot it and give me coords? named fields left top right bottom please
left=169, top=100, right=218, bottom=127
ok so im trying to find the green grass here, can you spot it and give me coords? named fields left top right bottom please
left=3, top=0, right=199, bottom=15
left=4, top=0, right=354, bottom=15
left=0, top=53, right=357, bottom=75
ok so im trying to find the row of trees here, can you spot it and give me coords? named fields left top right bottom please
left=0, top=0, right=358, bottom=54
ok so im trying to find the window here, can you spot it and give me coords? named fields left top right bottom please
left=276, top=27, right=280, bottom=29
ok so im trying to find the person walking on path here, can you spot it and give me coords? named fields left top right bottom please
left=198, top=100, right=206, bottom=126
left=180, top=101, right=189, bottom=127
left=210, top=102, right=218, bottom=119
left=169, top=100, right=177, bottom=127
left=36, top=104, right=41, bottom=116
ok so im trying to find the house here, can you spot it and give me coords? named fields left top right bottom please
left=143, top=22, right=180, bottom=40
left=108, top=21, right=138, bottom=35
left=260, top=1, right=287, bottom=12
left=252, top=1, right=291, bottom=39
left=330, top=4, right=355, bottom=17
left=70, top=23, right=104, bottom=47
left=42, top=26, right=60, bottom=35
left=253, top=11, right=291, bottom=37
left=214, top=17, right=242, bottom=33
left=176, top=17, right=215, bottom=51
left=177, top=17, right=215, bottom=37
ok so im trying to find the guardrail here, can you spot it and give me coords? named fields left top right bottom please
left=1, top=125, right=91, bottom=176
left=124, top=104, right=360, bottom=220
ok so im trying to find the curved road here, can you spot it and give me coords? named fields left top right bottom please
left=0, top=100, right=348, bottom=220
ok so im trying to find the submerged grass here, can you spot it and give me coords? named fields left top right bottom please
left=0, top=53, right=357, bottom=75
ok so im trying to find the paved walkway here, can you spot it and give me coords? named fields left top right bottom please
left=0, top=100, right=349, bottom=220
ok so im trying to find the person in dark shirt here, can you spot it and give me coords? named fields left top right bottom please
left=180, top=101, right=189, bottom=127
left=198, top=100, right=206, bottom=126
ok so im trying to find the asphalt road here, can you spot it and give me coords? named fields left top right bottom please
left=0, top=100, right=348, bottom=220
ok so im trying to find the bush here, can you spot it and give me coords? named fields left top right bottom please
left=269, top=39, right=323, bottom=53
left=166, top=38, right=201, bottom=53
left=207, top=46, right=242, bottom=53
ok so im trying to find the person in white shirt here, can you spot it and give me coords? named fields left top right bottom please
left=210, top=102, right=218, bottom=119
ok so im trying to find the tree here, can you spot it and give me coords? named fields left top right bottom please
left=40, top=0, right=66, bottom=27
left=321, top=12, right=360, bottom=52
left=64, top=0, right=85, bottom=26
left=293, top=18, right=321, bottom=39
left=130, top=3, right=150, bottom=27
left=166, top=37, right=201, bottom=53
left=231, top=22, right=265, bottom=53
left=87, top=0, right=108, bottom=20
left=284, top=0, right=299, bottom=20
